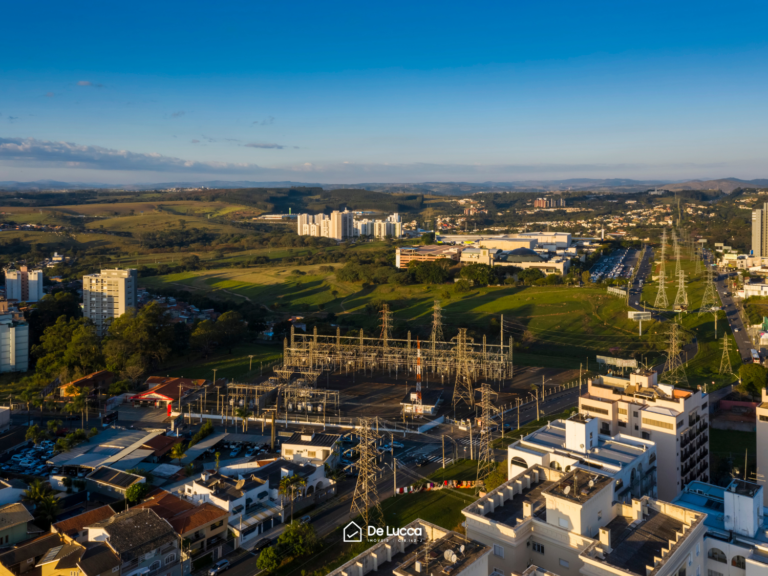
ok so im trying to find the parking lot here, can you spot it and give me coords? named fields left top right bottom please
left=1, top=439, right=61, bottom=478
left=590, top=247, right=637, bottom=283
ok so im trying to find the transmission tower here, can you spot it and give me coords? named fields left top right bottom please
left=674, top=268, right=689, bottom=310
left=350, top=417, right=384, bottom=537
left=661, top=323, right=688, bottom=387
left=430, top=300, right=444, bottom=348
left=379, top=303, right=393, bottom=348
left=654, top=269, right=669, bottom=309
left=475, top=382, right=498, bottom=493
left=452, top=328, right=475, bottom=409
left=674, top=241, right=682, bottom=278
left=699, top=266, right=719, bottom=316
left=719, top=336, right=734, bottom=375
left=694, top=243, right=702, bottom=275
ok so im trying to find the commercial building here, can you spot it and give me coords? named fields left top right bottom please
left=460, top=248, right=495, bottom=266
left=673, top=478, right=768, bottom=576
left=281, top=432, right=341, bottom=467
left=579, top=369, right=709, bottom=501
left=5, top=266, right=44, bottom=303
left=508, top=413, right=657, bottom=502
left=328, top=519, right=491, bottom=576
left=494, top=248, right=571, bottom=275
left=463, top=464, right=706, bottom=576
left=129, top=376, right=208, bottom=409
left=82, top=269, right=137, bottom=335
left=0, top=532, right=120, bottom=576
left=0, top=300, right=28, bottom=373
left=752, top=203, right=768, bottom=257
left=395, top=245, right=464, bottom=269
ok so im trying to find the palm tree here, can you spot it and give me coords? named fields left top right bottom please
left=25, top=425, right=44, bottom=446
left=23, top=479, right=51, bottom=504
left=17, top=389, right=35, bottom=427
left=47, top=419, right=62, bottom=436
left=65, top=395, right=87, bottom=430
left=170, top=442, right=187, bottom=466
left=279, top=475, right=307, bottom=523
left=214, top=452, right=220, bottom=471
left=235, top=407, right=249, bottom=432
left=35, top=495, right=60, bottom=528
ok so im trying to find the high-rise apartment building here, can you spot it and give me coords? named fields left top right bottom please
left=752, top=203, right=768, bottom=257
left=578, top=369, right=709, bottom=501
left=83, top=269, right=137, bottom=335
left=5, top=266, right=44, bottom=303
left=0, top=300, right=28, bottom=372
left=534, top=197, right=566, bottom=209
left=296, top=209, right=353, bottom=240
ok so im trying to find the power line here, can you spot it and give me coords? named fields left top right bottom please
left=350, top=417, right=384, bottom=538
left=475, top=382, right=497, bottom=494
left=660, top=323, right=688, bottom=387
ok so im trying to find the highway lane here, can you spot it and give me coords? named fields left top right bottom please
left=714, top=269, right=752, bottom=361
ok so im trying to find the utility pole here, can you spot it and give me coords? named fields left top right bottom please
left=442, top=435, right=445, bottom=469
left=516, top=397, right=520, bottom=430
left=249, top=355, right=254, bottom=371
left=469, top=424, right=473, bottom=460
left=393, top=457, right=397, bottom=496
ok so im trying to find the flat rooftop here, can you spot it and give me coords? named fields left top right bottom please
left=603, top=510, right=685, bottom=576
left=485, top=475, right=553, bottom=526
left=521, top=420, right=650, bottom=469
left=545, top=469, right=612, bottom=504
left=395, top=532, right=488, bottom=576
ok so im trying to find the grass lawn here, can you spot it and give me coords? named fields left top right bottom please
left=426, top=458, right=479, bottom=483
left=494, top=407, right=578, bottom=448
left=140, top=265, right=663, bottom=361
left=161, top=342, right=282, bottom=381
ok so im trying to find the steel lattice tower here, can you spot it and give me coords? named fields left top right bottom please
left=699, top=266, right=719, bottom=316
left=452, top=328, right=475, bottom=409
left=350, top=417, right=384, bottom=537
left=430, top=300, right=444, bottom=349
left=719, top=336, right=734, bottom=375
left=674, top=268, right=689, bottom=310
left=379, top=303, right=393, bottom=348
left=661, top=323, right=688, bottom=387
left=674, top=241, right=682, bottom=278
left=654, top=230, right=669, bottom=309
left=694, top=243, right=702, bottom=275
left=475, top=382, right=498, bottom=493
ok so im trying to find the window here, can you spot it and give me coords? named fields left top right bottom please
left=598, top=510, right=602, bottom=520
left=732, top=556, right=746, bottom=569
left=642, top=431, right=651, bottom=440
left=633, top=411, right=639, bottom=417
left=284, top=449, right=293, bottom=456
left=307, top=451, right=317, bottom=458
left=708, top=548, right=726, bottom=563
left=708, top=571, right=724, bottom=576
left=760, top=415, right=768, bottom=422
left=560, top=560, right=570, bottom=568
left=493, top=545, right=504, bottom=558
left=701, top=403, right=707, bottom=410
left=642, top=418, right=673, bottom=430
left=618, top=421, right=627, bottom=427
left=559, top=518, right=568, bottom=528
left=149, top=561, right=161, bottom=571
left=532, top=542, right=544, bottom=554
left=696, top=543, right=700, bottom=557
left=164, top=555, right=176, bottom=566
left=618, top=408, right=628, bottom=415
left=582, top=404, right=609, bottom=416
left=678, top=420, right=684, bottom=428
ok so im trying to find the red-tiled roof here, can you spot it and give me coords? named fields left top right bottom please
left=132, top=377, right=207, bottom=402
left=133, top=489, right=195, bottom=520
left=168, top=503, right=228, bottom=535
left=133, top=489, right=227, bottom=536
left=141, top=435, right=182, bottom=458
left=52, top=505, right=115, bottom=537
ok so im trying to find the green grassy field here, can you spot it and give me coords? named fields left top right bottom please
left=709, top=428, right=756, bottom=484
left=140, top=265, right=664, bottom=361
left=161, top=342, right=282, bottom=380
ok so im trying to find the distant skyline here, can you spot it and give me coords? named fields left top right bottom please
left=2, top=0, right=767, bottom=184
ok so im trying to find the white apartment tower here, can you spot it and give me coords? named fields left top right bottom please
left=83, top=269, right=137, bottom=335
left=6, top=266, right=44, bottom=303
left=752, top=203, right=768, bottom=257
left=0, top=300, right=28, bottom=372
left=579, top=369, right=709, bottom=501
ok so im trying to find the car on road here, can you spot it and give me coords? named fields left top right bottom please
left=299, top=515, right=311, bottom=524
left=391, top=441, right=404, bottom=449
left=735, top=328, right=740, bottom=332
left=208, top=560, right=230, bottom=576
left=253, top=538, right=272, bottom=552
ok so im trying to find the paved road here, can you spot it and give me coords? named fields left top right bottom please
left=714, top=269, right=752, bottom=361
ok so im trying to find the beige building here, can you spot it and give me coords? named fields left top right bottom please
left=579, top=369, right=709, bottom=501
left=754, top=388, right=768, bottom=504
left=5, top=266, right=44, bottom=302
left=463, top=465, right=707, bottom=576
left=82, top=268, right=137, bottom=335
left=395, top=245, right=464, bottom=268
left=328, top=519, right=491, bottom=576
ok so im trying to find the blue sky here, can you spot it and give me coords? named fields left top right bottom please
left=1, top=0, right=767, bottom=184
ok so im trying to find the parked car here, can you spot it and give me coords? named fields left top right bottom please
left=253, top=538, right=272, bottom=552
left=229, top=447, right=241, bottom=458
left=245, top=447, right=256, bottom=458
left=391, top=441, right=404, bottom=449
left=299, top=515, right=311, bottom=524
left=208, top=560, right=230, bottom=576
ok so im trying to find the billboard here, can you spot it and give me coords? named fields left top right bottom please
left=628, top=311, right=652, bottom=321
left=596, top=355, right=638, bottom=368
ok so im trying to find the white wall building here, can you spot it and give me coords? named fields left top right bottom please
left=297, top=210, right=354, bottom=240
left=5, top=266, right=44, bottom=303
left=82, top=268, right=137, bottom=335
left=579, top=369, right=709, bottom=501
left=0, top=305, right=28, bottom=373
left=280, top=432, right=340, bottom=468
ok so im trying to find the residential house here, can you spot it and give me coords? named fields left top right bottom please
left=51, top=506, right=116, bottom=544
left=0, top=503, right=34, bottom=547
left=280, top=432, right=341, bottom=468
left=85, top=467, right=144, bottom=500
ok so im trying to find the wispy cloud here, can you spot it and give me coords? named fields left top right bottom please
left=7, top=117, right=19, bottom=123
left=190, top=139, right=200, bottom=144
left=77, top=80, right=104, bottom=88
left=170, top=111, right=185, bottom=118
left=44, top=92, right=55, bottom=98
left=244, top=143, right=288, bottom=149
left=253, top=116, right=275, bottom=126
left=0, top=137, right=264, bottom=174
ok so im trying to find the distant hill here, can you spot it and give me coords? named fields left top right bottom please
left=660, top=178, right=768, bottom=194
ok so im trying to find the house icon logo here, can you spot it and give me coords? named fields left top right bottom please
left=343, top=521, right=363, bottom=543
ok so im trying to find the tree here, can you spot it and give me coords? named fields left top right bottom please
left=214, top=452, right=220, bottom=470
left=17, top=389, right=36, bottom=426
left=739, top=363, right=767, bottom=397
left=190, top=320, right=218, bottom=358
left=215, top=311, right=246, bottom=354
left=256, top=546, right=280, bottom=573
left=25, top=424, right=45, bottom=445
left=581, top=271, right=591, bottom=284
left=419, top=232, right=435, bottom=245
left=27, top=291, right=82, bottom=349
left=108, top=380, right=131, bottom=397
left=279, top=475, right=307, bottom=523
left=35, top=495, right=60, bottom=528
left=459, top=264, right=495, bottom=286
left=64, top=386, right=87, bottom=430
left=23, top=479, right=51, bottom=504
left=235, top=407, right=250, bottom=432
left=170, top=442, right=187, bottom=465
left=125, top=483, right=148, bottom=504
left=104, top=303, right=173, bottom=375
left=32, top=317, right=103, bottom=381
left=46, top=419, right=62, bottom=435
left=184, top=463, right=196, bottom=477
left=276, top=521, right=318, bottom=557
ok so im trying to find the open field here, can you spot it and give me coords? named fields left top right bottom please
left=0, top=200, right=259, bottom=219
left=140, top=264, right=664, bottom=361
left=161, top=342, right=282, bottom=381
